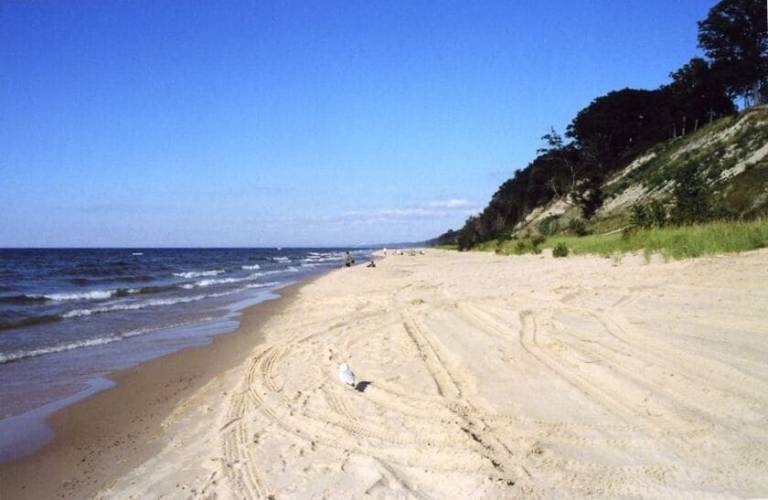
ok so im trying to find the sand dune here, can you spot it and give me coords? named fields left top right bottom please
left=100, top=249, right=768, bottom=498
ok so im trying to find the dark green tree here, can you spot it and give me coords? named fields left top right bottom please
left=631, top=204, right=651, bottom=229
left=537, top=128, right=579, bottom=197
left=698, top=0, right=768, bottom=104
left=662, top=57, right=736, bottom=124
left=672, top=164, right=712, bottom=224
left=648, top=200, right=668, bottom=227
left=571, top=175, right=605, bottom=220
left=567, top=88, right=672, bottom=171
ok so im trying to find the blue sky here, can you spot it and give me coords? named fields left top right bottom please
left=1, top=1, right=715, bottom=247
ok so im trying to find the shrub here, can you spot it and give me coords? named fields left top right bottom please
left=648, top=200, right=668, bottom=227
left=671, top=163, right=712, bottom=224
left=631, top=204, right=651, bottom=229
left=538, top=216, right=561, bottom=236
left=632, top=200, right=668, bottom=229
left=568, top=218, right=590, bottom=236
left=531, top=234, right=546, bottom=246
left=552, top=242, right=569, bottom=257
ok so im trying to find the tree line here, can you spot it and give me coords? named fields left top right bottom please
left=451, top=0, right=767, bottom=250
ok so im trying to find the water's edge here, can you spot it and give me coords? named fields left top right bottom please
left=0, top=278, right=297, bottom=463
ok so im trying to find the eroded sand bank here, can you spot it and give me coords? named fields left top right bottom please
left=101, top=249, right=768, bottom=498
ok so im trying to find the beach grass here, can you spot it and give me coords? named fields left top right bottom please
left=486, top=218, right=768, bottom=260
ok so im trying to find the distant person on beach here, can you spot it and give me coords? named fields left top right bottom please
left=345, top=252, right=353, bottom=267
left=366, top=260, right=376, bottom=268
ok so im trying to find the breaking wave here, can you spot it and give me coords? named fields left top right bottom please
left=0, top=318, right=215, bottom=364
left=172, top=270, right=225, bottom=279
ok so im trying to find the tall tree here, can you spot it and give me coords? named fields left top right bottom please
left=566, top=88, right=670, bottom=171
left=698, top=0, right=768, bottom=104
left=537, top=128, right=579, bottom=197
left=663, top=57, right=736, bottom=122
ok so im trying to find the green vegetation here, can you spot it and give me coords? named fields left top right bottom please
left=670, top=163, right=713, bottom=224
left=435, top=244, right=459, bottom=251
left=698, top=0, right=768, bottom=105
left=432, top=1, right=768, bottom=252
left=720, top=160, right=768, bottom=217
left=455, top=219, right=768, bottom=261
left=552, top=242, right=569, bottom=258
left=631, top=200, right=667, bottom=229
left=542, top=219, right=768, bottom=260
left=538, top=215, right=561, bottom=236
left=567, top=218, right=590, bottom=236
left=427, top=229, right=459, bottom=247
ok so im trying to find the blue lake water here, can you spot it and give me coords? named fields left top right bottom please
left=0, top=247, right=370, bottom=461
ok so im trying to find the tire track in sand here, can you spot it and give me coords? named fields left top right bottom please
left=467, top=302, right=765, bottom=492
left=234, top=341, right=484, bottom=477
left=221, top=387, right=267, bottom=499
left=401, top=309, right=522, bottom=486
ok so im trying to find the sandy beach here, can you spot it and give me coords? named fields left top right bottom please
left=5, top=248, right=768, bottom=498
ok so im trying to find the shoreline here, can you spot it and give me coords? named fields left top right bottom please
left=0, top=278, right=311, bottom=499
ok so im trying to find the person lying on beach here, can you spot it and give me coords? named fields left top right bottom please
left=366, top=260, right=376, bottom=268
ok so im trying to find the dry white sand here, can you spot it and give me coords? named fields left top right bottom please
left=100, top=249, right=768, bottom=498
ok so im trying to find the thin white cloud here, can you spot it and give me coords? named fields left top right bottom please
left=343, top=208, right=449, bottom=219
left=343, top=199, right=474, bottom=219
left=265, top=199, right=479, bottom=228
left=425, top=198, right=470, bottom=208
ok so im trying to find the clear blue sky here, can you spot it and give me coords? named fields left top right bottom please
left=1, top=0, right=715, bottom=247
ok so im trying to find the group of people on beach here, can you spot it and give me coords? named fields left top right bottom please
left=344, top=248, right=425, bottom=269
left=383, top=249, right=424, bottom=256
left=345, top=251, right=376, bottom=268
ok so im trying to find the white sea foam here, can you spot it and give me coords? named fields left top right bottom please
left=273, top=256, right=291, bottom=263
left=192, top=277, right=241, bottom=288
left=252, top=269, right=291, bottom=278
left=181, top=274, right=263, bottom=289
left=241, top=264, right=261, bottom=270
left=302, top=254, right=343, bottom=263
left=41, top=290, right=117, bottom=301
left=0, top=318, right=218, bottom=364
left=247, top=281, right=279, bottom=289
left=173, top=270, right=225, bottom=279
left=208, top=281, right=279, bottom=298
left=0, top=336, right=120, bottom=364
left=63, top=295, right=207, bottom=318
left=60, top=279, right=281, bottom=319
